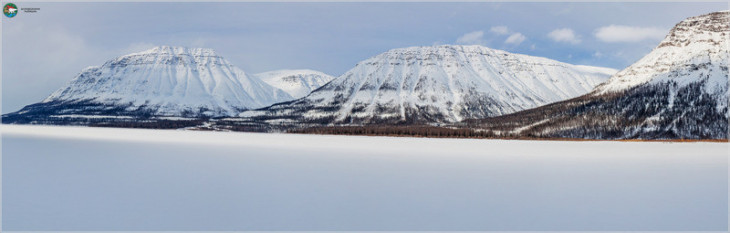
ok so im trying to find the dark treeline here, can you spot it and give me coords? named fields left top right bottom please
left=90, top=119, right=205, bottom=129
left=290, top=125, right=499, bottom=139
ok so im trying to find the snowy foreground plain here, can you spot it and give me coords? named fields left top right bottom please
left=1, top=125, right=728, bottom=231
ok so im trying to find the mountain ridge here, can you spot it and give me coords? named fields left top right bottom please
left=7, top=10, right=724, bottom=141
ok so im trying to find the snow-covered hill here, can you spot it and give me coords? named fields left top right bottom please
left=4, top=46, right=292, bottom=122
left=254, top=69, right=335, bottom=99
left=468, top=11, right=729, bottom=139
left=241, top=45, right=615, bottom=125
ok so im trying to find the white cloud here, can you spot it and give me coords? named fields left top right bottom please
left=594, top=25, right=666, bottom=43
left=548, top=28, right=581, bottom=44
left=489, top=26, right=509, bottom=35
left=456, top=30, right=485, bottom=45
left=504, top=33, right=526, bottom=45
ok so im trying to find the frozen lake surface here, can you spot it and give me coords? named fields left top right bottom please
left=1, top=125, right=727, bottom=231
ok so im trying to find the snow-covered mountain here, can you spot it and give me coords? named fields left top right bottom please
left=254, top=69, right=335, bottom=99
left=241, top=45, right=615, bottom=125
left=469, top=11, right=729, bottom=139
left=593, top=12, right=728, bottom=98
left=4, top=46, right=293, bottom=122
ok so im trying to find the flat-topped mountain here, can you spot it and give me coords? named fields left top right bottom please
left=240, top=44, right=615, bottom=126
left=3, top=46, right=293, bottom=124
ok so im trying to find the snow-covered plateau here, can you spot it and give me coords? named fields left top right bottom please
left=1, top=125, right=727, bottom=230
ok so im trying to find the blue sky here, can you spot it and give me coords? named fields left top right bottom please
left=2, top=2, right=727, bottom=113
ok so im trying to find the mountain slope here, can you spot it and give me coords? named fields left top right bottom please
left=240, top=45, right=615, bottom=126
left=466, top=11, right=729, bottom=139
left=254, top=69, right=335, bottom=99
left=3, top=46, right=292, bottom=124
